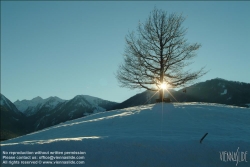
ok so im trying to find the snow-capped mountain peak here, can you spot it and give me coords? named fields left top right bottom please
left=11, top=94, right=117, bottom=131
left=73, top=95, right=102, bottom=105
left=27, top=95, right=117, bottom=131
left=31, top=96, right=43, bottom=102
left=41, top=96, right=66, bottom=109
left=70, top=95, right=106, bottom=113
left=14, top=96, right=66, bottom=116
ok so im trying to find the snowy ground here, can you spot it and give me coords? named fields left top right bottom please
left=1, top=103, right=250, bottom=167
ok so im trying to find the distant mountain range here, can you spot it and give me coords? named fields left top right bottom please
left=14, top=96, right=65, bottom=116
left=1, top=78, right=250, bottom=141
left=0, top=94, right=117, bottom=141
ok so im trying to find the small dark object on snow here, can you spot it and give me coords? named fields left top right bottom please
left=156, top=98, right=171, bottom=103
left=183, top=89, right=187, bottom=93
left=200, top=133, right=208, bottom=144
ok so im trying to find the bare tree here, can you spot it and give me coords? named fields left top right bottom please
left=116, top=8, right=207, bottom=101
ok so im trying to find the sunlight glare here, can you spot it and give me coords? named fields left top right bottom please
left=160, top=83, right=167, bottom=90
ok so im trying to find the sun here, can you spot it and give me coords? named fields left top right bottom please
left=160, top=83, right=168, bottom=90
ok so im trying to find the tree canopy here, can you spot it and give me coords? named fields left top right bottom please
left=116, top=8, right=207, bottom=100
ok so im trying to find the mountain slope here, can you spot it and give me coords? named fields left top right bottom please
left=112, top=91, right=156, bottom=109
left=113, top=78, right=250, bottom=109
left=1, top=93, right=22, bottom=115
left=1, top=103, right=249, bottom=166
left=2, top=94, right=118, bottom=140
left=0, top=94, right=28, bottom=141
left=178, top=78, right=250, bottom=107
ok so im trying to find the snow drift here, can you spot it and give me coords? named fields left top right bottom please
left=1, top=103, right=249, bottom=167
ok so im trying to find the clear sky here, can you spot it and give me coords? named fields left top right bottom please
left=1, top=1, right=250, bottom=103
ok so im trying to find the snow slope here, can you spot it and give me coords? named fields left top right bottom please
left=1, top=103, right=250, bottom=167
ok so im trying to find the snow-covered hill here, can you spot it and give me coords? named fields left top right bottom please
left=1, top=103, right=249, bottom=166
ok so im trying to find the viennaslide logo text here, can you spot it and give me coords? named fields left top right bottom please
left=219, top=147, right=248, bottom=166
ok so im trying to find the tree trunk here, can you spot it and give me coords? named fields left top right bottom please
left=159, top=49, right=164, bottom=101
left=159, top=68, right=164, bottom=101
left=159, top=89, right=163, bottom=102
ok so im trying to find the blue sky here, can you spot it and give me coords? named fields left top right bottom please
left=1, top=1, right=250, bottom=103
